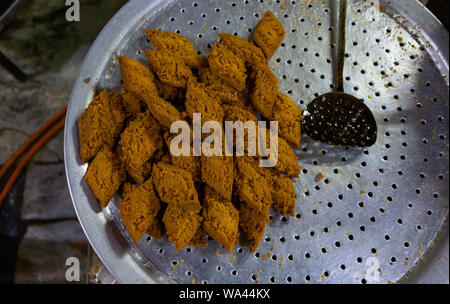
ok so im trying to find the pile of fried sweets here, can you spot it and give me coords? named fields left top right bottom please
left=78, top=11, right=302, bottom=253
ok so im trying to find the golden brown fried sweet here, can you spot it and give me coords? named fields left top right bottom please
left=198, top=67, right=248, bottom=108
left=257, top=167, right=296, bottom=217
left=145, top=49, right=194, bottom=88
left=147, top=217, right=164, bottom=240
left=249, top=64, right=278, bottom=118
left=152, top=162, right=201, bottom=212
left=256, top=127, right=300, bottom=176
left=153, top=147, right=172, bottom=165
left=201, top=154, right=234, bottom=201
left=275, top=137, right=300, bottom=178
left=121, top=181, right=138, bottom=199
left=121, top=88, right=146, bottom=117
left=218, top=33, right=267, bottom=66
left=117, top=112, right=163, bottom=184
left=190, top=226, right=208, bottom=248
left=81, top=14, right=302, bottom=254
left=208, top=42, right=247, bottom=92
left=185, top=79, right=224, bottom=124
left=119, top=56, right=181, bottom=127
left=84, top=146, right=126, bottom=207
left=234, top=157, right=271, bottom=219
left=223, top=105, right=257, bottom=123
left=120, top=177, right=161, bottom=243
left=223, top=105, right=258, bottom=155
left=146, top=94, right=182, bottom=129
left=239, top=202, right=268, bottom=253
left=146, top=29, right=203, bottom=69
left=119, top=56, right=157, bottom=99
left=253, top=11, right=286, bottom=59
left=154, top=77, right=185, bottom=101
left=202, top=186, right=239, bottom=253
left=271, top=92, right=302, bottom=147
left=78, top=90, right=126, bottom=163
left=163, top=204, right=203, bottom=251
left=164, top=132, right=202, bottom=182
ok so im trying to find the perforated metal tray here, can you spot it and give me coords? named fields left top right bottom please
left=64, top=0, right=449, bottom=284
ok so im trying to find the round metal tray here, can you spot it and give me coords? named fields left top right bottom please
left=64, top=0, right=449, bottom=284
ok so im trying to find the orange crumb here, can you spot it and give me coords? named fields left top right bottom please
left=316, top=172, right=324, bottom=180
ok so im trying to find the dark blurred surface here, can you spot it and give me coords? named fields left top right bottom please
left=0, top=0, right=16, bottom=15
left=0, top=0, right=127, bottom=284
left=0, top=171, right=25, bottom=283
left=427, top=0, right=449, bottom=29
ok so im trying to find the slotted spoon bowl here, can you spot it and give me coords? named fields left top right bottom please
left=65, top=0, right=449, bottom=284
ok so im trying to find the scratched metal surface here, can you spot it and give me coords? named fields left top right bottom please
left=65, top=0, right=449, bottom=284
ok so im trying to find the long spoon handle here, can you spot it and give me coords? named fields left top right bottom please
left=336, top=0, right=347, bottom=92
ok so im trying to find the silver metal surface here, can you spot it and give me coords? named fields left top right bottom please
left=65, top=0, right=449, bottom=284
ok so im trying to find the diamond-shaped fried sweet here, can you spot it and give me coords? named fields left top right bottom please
left=208, top=42, right=247, bottom=92
left=78, top=90, right=126, bottom=163
left=202, top=187, right=239, bottom=253
left=145, top=50, right=194, bottom=88
left=152, top=163, right=201, bottom=212
left=120, top=178, right=161, bottom=243
left=163, top=204, right=202, bottom=251
left=234, top=157, right=271, bottom=219
left=239, top=202, right=268, bottom=253
left=146, top=29, right=203, bottom=69
left=253, top=11, right=286, bottom=59
left=249, top=64, right=278, bottom=118
left=117, top=112, right=162, bottom=184
left=84, top=146, right=126, bottom=207
left=185, top=79, right=224, bottom=124
left=201, top=155, right=234, bottom=201
left=218, top=33, right=267, bottom=66
left=271, top=92, right=302, bottom=147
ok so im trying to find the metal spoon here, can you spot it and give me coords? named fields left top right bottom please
left=301, top=0, right=377, bottom=147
